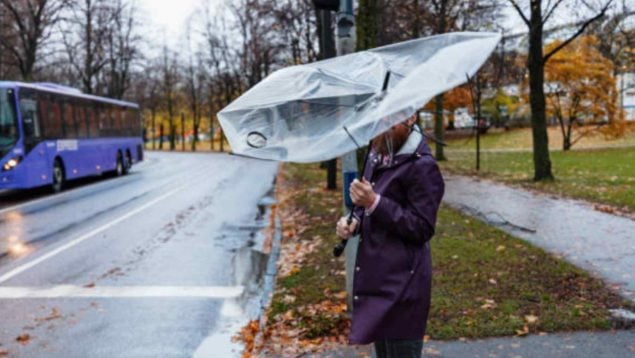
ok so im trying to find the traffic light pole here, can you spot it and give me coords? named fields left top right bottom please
left=336, top=0, right=358, bottom=311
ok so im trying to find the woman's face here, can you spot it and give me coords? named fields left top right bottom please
left=371, top=115, right=417, bottom=155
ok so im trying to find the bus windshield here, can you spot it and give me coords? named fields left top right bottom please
left=0, top=88, right=18, bottom=155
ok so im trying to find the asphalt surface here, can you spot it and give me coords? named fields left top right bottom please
left=0, top=151, right=278, bottom=357
left=321, top=330, right=635, bottom=357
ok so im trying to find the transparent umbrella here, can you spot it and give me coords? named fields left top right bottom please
left=218, top=31, right=501, bottom=163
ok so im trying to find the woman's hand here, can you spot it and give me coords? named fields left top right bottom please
left=336, top=216, right=359, bottom=239
left=350, top=178, right=377, bottom=208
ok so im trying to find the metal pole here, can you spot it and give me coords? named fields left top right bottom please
left=476, top=76, right=482, bottom=171
left=336, top=0, right=358, bottom=311
left=318, top=8, right=338, bottom=191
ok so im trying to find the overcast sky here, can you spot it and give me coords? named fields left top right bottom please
left=135, top=0, right=624, bottom=45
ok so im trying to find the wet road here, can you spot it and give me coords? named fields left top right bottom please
left=0, top=151, right=278, bottom=357
left=443, top=175, right=635, bottom=304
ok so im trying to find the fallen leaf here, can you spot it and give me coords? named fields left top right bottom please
left=16, top=334, right=31, bottom=345
left=524, top=315, right=539, bottom=324
left=488, top=278, right=498, bottom=285
left=480, top=299, right=497, bottom=309
left=515, top=325, right=529, bottom=336
left=44, top=308, right=62, bottom=321
left=496, top=245, right=506, bottom=252
left=423, top=347, right=441, bottom=355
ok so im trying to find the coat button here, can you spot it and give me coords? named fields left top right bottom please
left=356, top=266, right=360, bottom=272
left=371, top=182, right=375, bottom=186
left=354, top=295, right=359, bottom=300
left=410, top=270, right=415, bottom=274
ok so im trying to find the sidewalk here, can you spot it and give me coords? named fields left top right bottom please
left=443, top=175, right=635, bottom=304
left=317, top=330, right=635, bottom=357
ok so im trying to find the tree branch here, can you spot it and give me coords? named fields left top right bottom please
left=507, top=0, right=529, bottom=26
left=543, top=0, right=613, bottom=63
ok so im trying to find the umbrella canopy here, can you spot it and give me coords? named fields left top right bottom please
left=219, top=32, right=501, bottom=163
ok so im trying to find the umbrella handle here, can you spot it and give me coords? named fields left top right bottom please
left=334, top=141, right=373, bottom=258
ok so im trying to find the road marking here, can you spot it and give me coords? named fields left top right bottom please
left=0, top=186, right=185, bottom=284
left=0, top=285, right=244, bottom=299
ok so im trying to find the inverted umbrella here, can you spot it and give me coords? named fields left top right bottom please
left=218, top=31, right=501, bottom=163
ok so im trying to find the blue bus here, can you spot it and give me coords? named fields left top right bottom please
left=0, top=82, right=143, bottom=192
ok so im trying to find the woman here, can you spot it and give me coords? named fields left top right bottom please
left=336, top=114, right=445, bottom=357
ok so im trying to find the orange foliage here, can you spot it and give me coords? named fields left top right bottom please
left=544, top=36, right=623, bottom=148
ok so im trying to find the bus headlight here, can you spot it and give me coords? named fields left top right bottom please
left=2, top=157, right=22, bottom=171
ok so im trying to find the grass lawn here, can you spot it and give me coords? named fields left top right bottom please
left=436, top=146, right=635, bottom=213
left=445, top=125, right=635, bottom=151
left=259, top=162, right=629, bottom=353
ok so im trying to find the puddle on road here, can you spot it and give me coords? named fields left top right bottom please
left=194, top=188, right=280, bottom=357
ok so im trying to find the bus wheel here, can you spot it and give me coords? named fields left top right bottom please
left=115, top=155, right=124, bottom=177
left=123, top=151, right=132, bottom=175
left=52, top=160, right=65, bottom=193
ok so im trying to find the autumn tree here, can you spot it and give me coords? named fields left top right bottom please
left=0, top=0, right=66, bottom=81
left=508, top=0, right=614, bottom=181
left=544, top=36, right=617, bottom=150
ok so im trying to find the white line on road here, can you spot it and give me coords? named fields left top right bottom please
left=0, top=186, right=186, bottom=284
left=0, top=285, right=244, bottom=299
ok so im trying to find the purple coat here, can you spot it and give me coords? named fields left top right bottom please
left=349, top=134, right=445, bottom=345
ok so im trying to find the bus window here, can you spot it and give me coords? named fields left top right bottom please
left=112, top=106, right=122, bottom=137
left=86, top=105, right=98, bottom=138
left=99, top=106, right=109, bottom=137
left=43, top=97, right=63, bottom=138
left=0, top=88, right=18, bottom=151
left=128, top=109, right=139, bottom=136
left=19, top=91, right=41, bottom=139
left=62, top=99, right=76, bottom=138
left=75, top=102, right=87, bottom=138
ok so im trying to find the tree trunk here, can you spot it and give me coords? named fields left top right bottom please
left=169, top=119, right=175, bottom=150
left=528, top=2, right=553, bottom=181
left=434, top=93, right=446, bottom=161
left=151, top=109, right=156, bottom=150
left=192, top=114, right=198, bottom=152
left=159, top=123, right=164, bottom=150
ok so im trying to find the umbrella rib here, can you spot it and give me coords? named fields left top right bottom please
left=342, top=125, right=362, bottom=149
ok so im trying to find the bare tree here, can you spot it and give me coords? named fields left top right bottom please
left=159, top=45, right=180, bottom=151
left=104, top=0, right=141, bottom=99
left=421, top=0, right=502, bottom=161
left=508, top=0, right=614, bottom=181
left=184, top=21, right=205, bottom=151
left=0, top=0, right=66, bottom=81
left=61, top=0, right=111, bottom=94
left=273, top=0, right=319, bottom=65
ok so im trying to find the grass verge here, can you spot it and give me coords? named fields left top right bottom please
left=437, top=146, right=635, bottom=213
left=255, top=162, right=630, bottom=355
